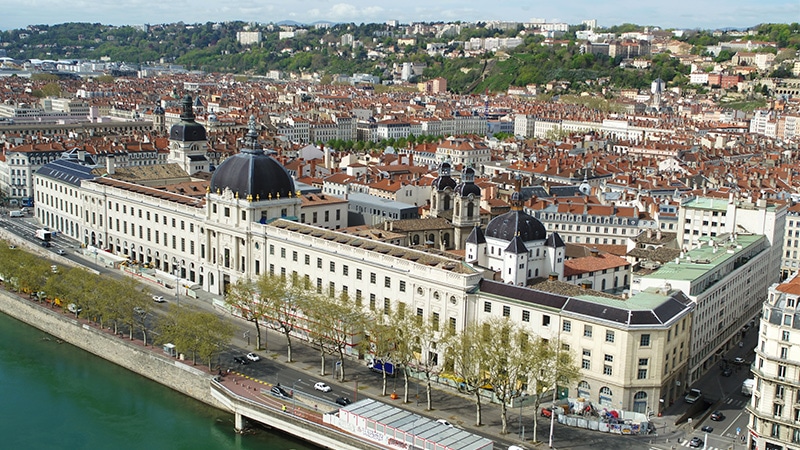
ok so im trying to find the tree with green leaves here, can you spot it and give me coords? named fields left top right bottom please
left=225, top=277, right=267, bottom=350
left=526, top=335, right=579, bottom=443
left=359, top=306, right=400, bottom=396
left=256, top=272, right=312, bottom=363
left=303, top=291, right=362, bottom=381
left=444, top=321, right=491, bottom=426
left=407, top=311, right=444, bottom=411
left=156, top=304, right=234, bottom=368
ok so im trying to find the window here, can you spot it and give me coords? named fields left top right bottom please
left=522, top=310, right=530, bottom=322
left=582, top=359, right=591, bottom=370
left=356, top=269, right=362, bottom=280
left=484, top=301, right=492, bottom=313
left=280, top=248, right=286, bottom=258
left=638, top=358, right=648, bottom=366
left=542, top=315, right=550, bottom=326
left=604, top=354, right=613, bottom=362
left=432, top=312, right=440, bottom=331
left=317, top=258, right=322, bottom=269
left=605, top=330, right=615, bottom=343
left=383, top=298, right=391, bottom=315
left=369, top=294, right=376, bottom=311
left=343, top=265, right=349, bottom=276
left=305, top=254, right=310, bottom=265
left=637, top=369, right=647, bottom=379
left=563, top=320, right=571, bottom=332
left=292, top=251, right=298, bottom=262
left=603, top=365, right=613, bottom=376
left=399, top=280, right=406, bottom=292
left=384, top=276, right=391, bottom=288
left=502, top=306, right=510, bottom=317
left=370, top=272, right=376, bottom=284
left=783, top=330, right=791, bottom=341
left=449, top=317, right=457, bottom=333
left=640, top=334, right=650, bottom=347
left=584, top=325, right=593, bottom=338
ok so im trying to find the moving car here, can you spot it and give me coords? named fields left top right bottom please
left=689, top=437, right=703, bottom=448
left=152, top=295, right=165, bottom=303
left=710, top=410, right=725, bottom=421
left=335, top=397, right=352, bottom=406
left=233, top=356, right=248, bottom=365
left=701, top=425, right=714, bottom=432
left=133, top=306, right=146, bottom=316
left=314, top=382, right=331, bottom=392
left=245, top=352, right=260, bottom=362
left=56, top=249, right=66, bottom=255
left=722, top=367, right=733, bottom=377
left=734, top=357, right=746, bottom=365
left=271, top=386, right=292, bottom=398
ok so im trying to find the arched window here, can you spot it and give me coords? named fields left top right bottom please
left=634, top=391, right=647, bottom=400
left=600, top=386, right=612, bottom=396
left=443, top=195, right=450, bottom=211
left=467, top=202, right=474, bottom=218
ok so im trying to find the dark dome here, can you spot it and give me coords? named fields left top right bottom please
left=485, top=210, right=546, bottom=242
left=169, top=95, right=207, bottom=142
left=209, top=152, right=295, bottom=201
left=455, top=166, right=481, bottom=197
left=209, top=115, right=294, bottom=200
left=432, top=161, right=457, bottom=191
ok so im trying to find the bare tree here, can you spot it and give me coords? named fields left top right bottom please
left=526, top=336, right=579, bottom=443
left=408, top=312, right=445, bottom=411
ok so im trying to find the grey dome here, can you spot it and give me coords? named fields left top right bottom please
left=485, top=210, right=546, bottom=242
left=209, top=116, right=294, bottom=200
left=169, top=95, right=207, bottom=142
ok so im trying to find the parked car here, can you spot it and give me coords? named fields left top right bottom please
left=689, top=437, right=703, bottom=448
left=233, top=356, right=248, bottom=365
left=133, top=306, right=146, bottom=316
left=540, top=407, right=553, bottom=418
left=67, top=303, right=82, bottom=314
left=701, top=425, right=714, bottom=432
left=40, top=241, right=51, bottom=247
left=314, top=382, right=331, bottom=392
left=152, top=295, right=165, bottom=303
left=245, top=352, right=260, bottom=362
left=710, top=410, right=725, bottom=421
left=436, top=419, right=454, bottom=427
left=271, top=386, right=292, bottom=399
left=335, top=397, right=351, bottom=406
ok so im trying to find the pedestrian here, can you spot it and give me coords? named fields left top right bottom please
left=282, top=405, right=287, bottom=413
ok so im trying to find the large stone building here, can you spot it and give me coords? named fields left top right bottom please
left=750, top=274, right=800, bottom=450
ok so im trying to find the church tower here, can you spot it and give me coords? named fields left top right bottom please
left=168, top=95, right=209, bottom=175
left=430, top=160, right=456, bottom=219
left=453, top=165, right=481, bottom=249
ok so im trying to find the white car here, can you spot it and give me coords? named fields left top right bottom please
left=436, top=419, right=454, bottom=427
left=152, top=295, right=165, bottom=303
left=314, top=382, right=332, bottom=392
left=56, top=249, right=66, bottom=255
left=246, top=352, right=260, bottom=362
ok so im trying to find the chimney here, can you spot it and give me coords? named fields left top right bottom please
left=106, top=155, right=116, bottom=175
left=548, top=272, right=558, bottom=281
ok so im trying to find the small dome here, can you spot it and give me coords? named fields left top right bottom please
left=455, top=166, right=481, bottom=197
left=432, top=161, right=457, bottom=191
left=169, top=95, right=207, bottom=142
left=485, top=210, right=546, bottom=242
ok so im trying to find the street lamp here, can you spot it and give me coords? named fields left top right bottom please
left=173, top=268, right=180, bottom=306
left=292, top=378, right=301, bottom=413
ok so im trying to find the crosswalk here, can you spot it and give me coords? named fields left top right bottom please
left=723, top=397, right=750, bottom=408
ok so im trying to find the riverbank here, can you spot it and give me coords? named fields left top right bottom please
left=0, top=288, right=378, bottom=450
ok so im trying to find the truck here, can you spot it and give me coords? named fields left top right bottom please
left=9, top=210, right=24, bottom=218
left=368, top=359, right=395, bottom=376
left=742, top=378, right=755, bottom=396
left=685, top=388, right=703, bottom=404
left=35, top=229, right=53, bottom=241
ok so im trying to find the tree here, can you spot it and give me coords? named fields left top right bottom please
left=256, top=273, right=311, bottom=362
left=156, top=304, right=234, bottom=368
left=359, top=307, right=399, bottom=396
left=302, top=291, right=361, bottom=381
left=482, top=318, right=547, bottom=435
left=526, top=336, right=579, bottom=443
left=225, top=277, right=267, bottom=350
left=407, top=311, right=444, bottom=411
left=444, top=321, right=491, bottom=426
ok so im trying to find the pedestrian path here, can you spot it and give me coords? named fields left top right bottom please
left=723, top=397, right=749, bottom=408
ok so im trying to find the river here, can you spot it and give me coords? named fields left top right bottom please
left=0, top=312, right=321, bottom=450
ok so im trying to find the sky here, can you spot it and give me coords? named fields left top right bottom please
left=1, top=0, right=798, bottom=31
